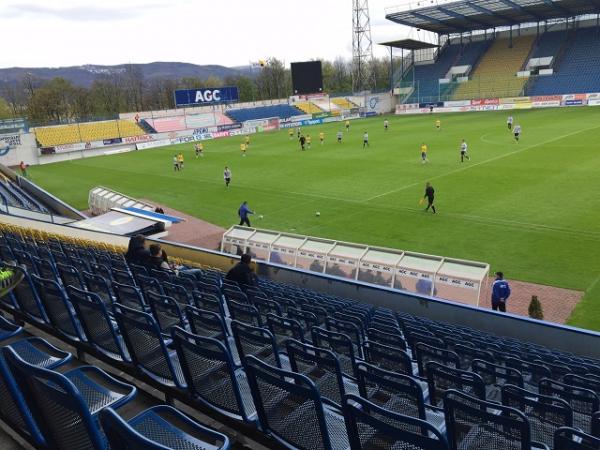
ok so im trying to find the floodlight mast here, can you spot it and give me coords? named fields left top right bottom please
left=352, top=0, right=376, bottom=92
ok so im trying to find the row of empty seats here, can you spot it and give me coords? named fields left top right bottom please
left=225, top=104, right=305, bottom=122
left=0, top=180, right=48, bottom=214
left=529, top=27, right=600, bottom=95
left=530, top=30, right=567, bottom=59
left=1, top=228, right=600, bottom=448
left=452, top=35, right=535, bottom=100
left=294, top=101, right=324, bottom=114
left=34, top=120, right=145, bottom=147
left=331, top=97, right=358, bottom=109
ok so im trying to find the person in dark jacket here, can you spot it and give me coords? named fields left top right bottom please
left=226, top=253, right=257, bottom=286
left=125, top=235, right=150, bottom=266
left=238, top=201, right=254, bottom=227
left=491, top=271, right=511, bottom=312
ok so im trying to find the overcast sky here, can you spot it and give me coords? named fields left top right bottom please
left=0, top=0, right=429, bottom=68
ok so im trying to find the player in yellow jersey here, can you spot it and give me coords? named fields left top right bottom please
left=319, top=131, right=325, bottom=145
left=240, top=143, right=247, bottom=156
left=306, top=135, right=312, bottom=149
left=345, top=120, right=350, bottom=132
left=177, top=152, right=184, bottom=169
left=245, top=135, right=250, bottom=147
left=420, top=142, right=428, bottom=164
left=289, top=129, right=294, bottom=140
left=435, top=119, right=441, bottom=130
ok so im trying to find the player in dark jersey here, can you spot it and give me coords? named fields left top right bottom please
left=424, top=182, right=436, bottom=214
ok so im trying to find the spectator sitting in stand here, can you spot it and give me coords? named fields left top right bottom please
left=226, top=253, right=258, bottom=286
left=148, top=243, right=203, bottom=279
left=125, top=234, right=150, bottom=266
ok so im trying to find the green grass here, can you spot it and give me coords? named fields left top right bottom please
left=29, top=108, right=600, bottom=329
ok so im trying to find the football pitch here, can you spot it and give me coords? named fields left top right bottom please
left=29, top=107, right=600, bottom=330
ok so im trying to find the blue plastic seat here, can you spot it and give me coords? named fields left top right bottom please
left=267, top=313, right=305, bottom=348
left=0, top=337, right=72, bottom=448
left=554, top=427, right=600, bottom=449
left=0, top=314, right=22, bottom=341
left=539, top=378, right=599, bottom=434
left=32, top=256, right=58, bottom=282
left=3, top=345, right=136, bottom=450
left=162, top=281, right=193, bottom=307
left=146, top=290, right=186, bottom=335
left=286, top=338, right=354, bottom=408
left=32, top=274, right=85, bottom=341
left=366, top=326, right=407, bottom=350
left=172, top=327, right=257, bottom=423
left=229, top=300, right=262, bottom=327
left=68, top=286, right=130, bottom=362
left=343, top=394, right=449, bottom=450
left=191, top=290, right=224, bottom=315
left=112, top=281, right=147, bottom=311
left=100, top=405, right=230, bottom=450
left=231, top=320, right=281, bottom=369
left=356, top=360, right=445, bottom=432
left=326, top=317, right=364, bottom=357
left=7, top=263, right=48, bottom=324
left=426, top=361, right=486, bottom=407
left=415, top=342, right=461, bottom=377
left=56, top=262, right=86, bottom=290
left=501, top=384, right=572, bottom=448
left=472, top=358, right=524, bottom=402
left=244, top=355, right=349, bottom=450
left=363, top=340, right=415, bottom=377
left=111, top=268, right=136, bottom=286
left=311, top=326, right=360, bottom=379
left=288, top=307, right=319, bottom=332
left=136, top=274, right=165, bottom=298
left=113, top=303, right=186, bottom=388
left=444, top=389, right=548, bottom=450
left=82, top=271, right=114, bottom=307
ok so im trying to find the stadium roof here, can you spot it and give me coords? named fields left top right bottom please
left=386, top=0, right=600, bottom=34
left=379, top=38, right=439, bottom=50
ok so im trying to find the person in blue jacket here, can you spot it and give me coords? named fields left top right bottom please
left=491, top=271, right=511, bottom=312
left=238, top=201, right=254, bottom=227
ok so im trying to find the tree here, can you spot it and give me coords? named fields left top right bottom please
left=224, top=75, right=256, bottom=102
left=528, top=295, right=544, bottom=320
left=255, top=57, right=289, bottom=100
left=26, top=77, right=77, bottom=124
left=0, top=97, right=13, bottom=119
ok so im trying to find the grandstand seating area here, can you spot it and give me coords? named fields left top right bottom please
left=455, top=39, right=490, bottom=66
left=34, top=120, right=144, bottom=147
left=225, top=104, right=304, bottom=122
left=530, top=31, right=567, bottom=59
left=294, top=101, right=323, bottom=114
left=529, top=27, right=600, bottom=95
left=452, top=35, right=535, bottom=100
left=1, top=226, right=600, bottom=449
left=331, top=97, right=358, bottom=109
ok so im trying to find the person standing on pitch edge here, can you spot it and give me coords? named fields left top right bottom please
left=423, top=182, right=436, bottom=214
left=238, top=201, right=254, bottom=227
left=460, top=139, right=470, bottom=162
left=363, top=131, right=369, bottom=148
left=223, top=166, right=232, bottom=187
left=491, top=271, right=511, bottom=312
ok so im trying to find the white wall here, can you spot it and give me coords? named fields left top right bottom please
left=0, top=133, right=39, bottom=168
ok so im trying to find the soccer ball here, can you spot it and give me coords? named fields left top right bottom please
left=315, top=211, right=321, bottom=217
left=259, top=215, right=264, bottom=219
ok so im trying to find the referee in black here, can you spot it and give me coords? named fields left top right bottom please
left=424, top=182, right=436, bottom=213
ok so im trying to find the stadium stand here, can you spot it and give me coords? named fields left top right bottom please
left=455, top=40, right=490, bottom=66
left=1, top=225, right=600, bottom=449
left=403, top=44, right=462, bottom=103
left=452, top=35, right=535, bottom=100
left=0, top=178, right=48, bottom=213
left=293, top=101, right=323, bottom=114
left=331, top=97, right=358, bottom=109
left=225, top=104, right=304, bottom=122
left=34, top=120, right=144, bottom=147
left=530, top=30, right=567, bottom=60
left=528, top=27, right=600, bottom=95
left=143, top=116, right=186, bottom=133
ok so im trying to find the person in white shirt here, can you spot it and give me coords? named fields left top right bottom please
left=363, top=131, right=369, bottom=148
left=460, top=139, right=470, bottom=162
left=507, top=116, right=513, bottom=130
left=384, top=119, right=389, bottom=131
left=223, top=166, right=232, bottom=187
left=514, top=124, right=521, bottom=142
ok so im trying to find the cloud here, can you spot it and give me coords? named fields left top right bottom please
left=1, top=2, right=167, bottom=22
